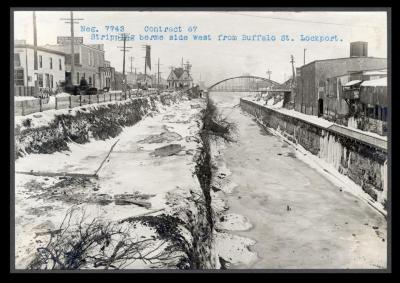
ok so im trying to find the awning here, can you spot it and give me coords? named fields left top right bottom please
left=361, top=78, right=387, bottom=87
left=343, top=80, right=362, bottom=87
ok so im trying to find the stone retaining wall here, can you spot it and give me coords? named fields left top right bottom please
left=240, top=98, right=387, bottom=209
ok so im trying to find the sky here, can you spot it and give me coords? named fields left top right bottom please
left=13, top=10, right=388, bottom=85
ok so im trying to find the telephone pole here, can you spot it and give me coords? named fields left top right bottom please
left=130, top=56, right=134, bottom=73
left=157, top=58, right=162, bottom=89
left=118, top=33, right=132, bottom=92
left=33, top=12, right=38, bottom=71
left=184, top=61, right=192, bottom=74
left=266, top=69, right=272, bottom=80
left=60, top=12, right=84, bottom=85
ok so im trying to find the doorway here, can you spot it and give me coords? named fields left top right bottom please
left=318, top=98, right=324, bottom=117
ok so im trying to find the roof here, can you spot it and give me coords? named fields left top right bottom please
left=14, top=44, right=66, bottom=56
left=45, top=43, right=105, bottom=53
left=363, top=69, right=387, bottom=76
left=173, top=68, right=185, bottom=78
left=168, top=68, right=193, bottom=81
left=361, top=77, right=387, bottom=87
left=270, top=77, right=293, bottom=91
left=301, top=56, right=387, bottom=69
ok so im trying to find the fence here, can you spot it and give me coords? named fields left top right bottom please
left=14, top=86, right=37, bottom=97
left=15, top=89, right=159, bottom=116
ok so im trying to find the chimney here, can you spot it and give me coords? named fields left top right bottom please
left=350, top=41, right=368, bottom=57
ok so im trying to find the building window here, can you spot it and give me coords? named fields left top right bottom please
left=382, top=107, right=388, bottom=122
left=59, top=58, right=62, bottom=70
left=37, top=73, right=43, bottom=87
left=39, top=55, right=43, bottom=68
left=367, top=105, right=375, bottom=118
left=50, top=75, right=54, bottom=89
left=375, top=105, right=380, bottom=120
left=49, top=57, right=53, bottom=69
left=14, top=53, right=21, bottom=67
left=45, top=74, right=50, bottom=88
left=14, top=69, right=24, bottom=86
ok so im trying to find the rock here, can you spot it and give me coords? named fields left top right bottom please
left=219, top=257, right=230, bottom=269
left=87, top=194, right=113, bottom=205
left=211, top=186, right=221, bottom=192
left=190, top=104, right=201, bottom=109
left=372, top=226, right=379, bottom=230
left=152, top=144, right=183, bottom=157
left=138, top=131, right=182, bottom=144
left=114, top=194, right=152, bottom=209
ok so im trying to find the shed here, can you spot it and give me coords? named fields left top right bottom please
left=360, top=78, right=388, bottom=107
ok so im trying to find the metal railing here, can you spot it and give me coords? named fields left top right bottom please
left=15, top=89, right=160, bottom=117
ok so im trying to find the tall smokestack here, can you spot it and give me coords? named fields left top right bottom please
left=350, top=41, right=368, bottom=57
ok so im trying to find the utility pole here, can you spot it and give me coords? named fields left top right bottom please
left=304, top=48, right=307, bottom=65
left=33, top=12, right=38, bottom=71
left=184, top=61, right=192, bottom=73
left=130, top=56, right=134, bottom=73
left=290, top=54, right=299, bottom=110
left=157, top=58, right=162, bottom=89
left=60, top=12, right=84, bottom=85
left=266, top=69, right=272, bottom=80
left=117, top=33, right=132, bottom=92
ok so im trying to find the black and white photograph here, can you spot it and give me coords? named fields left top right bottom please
left=11, top=8, right=390, bottom=272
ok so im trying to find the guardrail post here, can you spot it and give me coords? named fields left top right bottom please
left=89, top=94, right=91, bottom=105
left=55, top=97, right=58, bottom=110
left=39, top=98, right=42, bottom=112
left=97, top=94, right=99, bottom=104
left=80, top=95, right=82, bottom=106
left=69, top=96, right=72, bottom=108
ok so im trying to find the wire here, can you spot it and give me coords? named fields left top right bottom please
left=218, top=12, right=385, bottom=29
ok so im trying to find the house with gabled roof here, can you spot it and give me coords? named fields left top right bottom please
left=167, top=67, right=193, bottom=89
